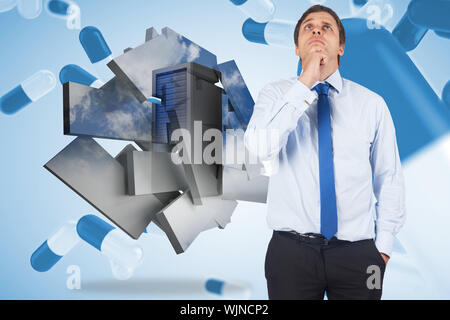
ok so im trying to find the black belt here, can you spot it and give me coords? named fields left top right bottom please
left=274, top=230, right=372, bottom=246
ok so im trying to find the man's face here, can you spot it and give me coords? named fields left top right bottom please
left=295, top=11, right=345, bottom=66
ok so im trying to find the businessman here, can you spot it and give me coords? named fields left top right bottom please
left=244, top=4, right=406, bottom=300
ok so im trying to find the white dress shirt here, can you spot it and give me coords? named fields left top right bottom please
left=244, top=68, right=406, bottom=257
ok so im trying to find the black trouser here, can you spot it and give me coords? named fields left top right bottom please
left=265, top=231, right=386, bottom=300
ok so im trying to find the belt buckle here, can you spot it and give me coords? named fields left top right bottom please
left=303, top=233, right=329, bottom=245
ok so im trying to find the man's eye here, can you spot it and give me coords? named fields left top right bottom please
left=324, top=25, right=331, bottom=30
left=305, top=25, right=312, bottom=30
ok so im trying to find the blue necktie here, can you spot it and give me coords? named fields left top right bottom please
left=313, top=83, right=338, bottom=240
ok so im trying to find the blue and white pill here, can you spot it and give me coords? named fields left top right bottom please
left=0, top=0, right=17, bottom=12
left=76, top=214, right=114, bottom=251
left=59, top=64, right=104, bottom=88
left=46, top=0, right=70, bottom=16
left=205, top=279, right=251, bottom=299
left=0, top=70, right=56, bottom=115
left=76, top=215, right=144, bottom=280
left=353, top=0, right=368, bottom=5
left=407, top=0, right=450, bottom=33
left=79, top=26, right=112, bottom=64
left=230, top=0, right=275, bottom=23
left=392, top=11, right=427, bottom=52
left=242, top=18, right=294, bottom=47
left=30, top=221, right=80, bottom=272
left=147, top=96, right=162, bottom=104
left=17, top=0, right=42, bottom=19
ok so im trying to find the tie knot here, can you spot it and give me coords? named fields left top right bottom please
left=313, top=82, right=330, bottom=96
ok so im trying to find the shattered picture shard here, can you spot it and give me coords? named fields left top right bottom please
left=108, top=27, right=218, bottom=103
left=44, top=137, right=167, bottom=239
left=155, top=191, right=237, bottom=254
left=217, top=60, right=254, bottom=127
left=63, top=78, right=152, bottom=142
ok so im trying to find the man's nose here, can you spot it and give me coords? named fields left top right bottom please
left=312, top=28, right=321, bottom=35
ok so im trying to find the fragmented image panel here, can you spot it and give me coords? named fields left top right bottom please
left=126, top=150, right=189, bottom=195
left=156, top=191, right=237, bottom=254
left=63, top=78, right=152, bottom=142
left=44, top=137, right=165, bottom=239
left=217, top=60, right=254, bottom=127
left=222, top=166, right=268, bottom=203
left=108, top=27, right=218, bottom=103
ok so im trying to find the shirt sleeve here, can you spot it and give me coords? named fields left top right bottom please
left=370, top=97, right=407, bottom=258
left=244, top=79, right=317, bottom=163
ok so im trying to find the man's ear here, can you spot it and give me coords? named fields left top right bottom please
left=338, top=43, right=345, bottom=57
left=295, top=44, right=300, bottom=57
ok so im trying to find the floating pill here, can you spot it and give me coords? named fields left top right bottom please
left=17, top=0, right=42, bottom=19
left=30, top=221, right=80, bottom=272
left=392, top=11, right=427, bottom=52
left=229, top=0, right=275, bottom=23
left=408, top=0, right=450, bottom=33
left=79, top=26, right=113, bottom=82
left=46, top=0, right=70, bottom=15
left=205, top=279, right=251, bottom=299
left=353, top=0, right=368, bottom=5
left=0, top=0, right=16, bottom=12
left=341, top=18, right=449, bottom=160
left=59, top=64, right=104, bottom=88
left=76, top=214, right=143, bottom=280
left=79, top=26, right=112, bottom=64
left=147, top=96, right=162, bottom=105
left=443, top=81, right=450, bottom=108
left=242, top=18, right=294, bottom=47
left=0, top=70, right=56, bottom=115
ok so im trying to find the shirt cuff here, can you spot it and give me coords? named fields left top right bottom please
left=283, top=79, right=317, bottom=109
left=375, top=230, right=395, bottom=258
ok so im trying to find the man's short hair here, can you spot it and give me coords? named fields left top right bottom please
left=294, top=4, right=346, bottom=64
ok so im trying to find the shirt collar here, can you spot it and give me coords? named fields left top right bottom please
left=311, top=67, right=343, bottom=94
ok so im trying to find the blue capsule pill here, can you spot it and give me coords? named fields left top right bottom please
left=205, top=279, right=251, bottom=299
left=47, top=0, right=69, bottom=15
left=147, top=96, right=162, bottom=104
left=76, top=214, right=143, bottom=280
left=205, top=279, right=224, bottom=294
left=0, top=70, right=56, bottom=115
left=242, top=18, right=268, bottom=44
left=30, top=221, right=79, bottom=272
left=392, top=12, right=428, bottom=52
left=0, top=85, right=31, bottom=115
left=59, top=64, right=103, bottom=88
left=242, top=18, right=294, bottom=47
left=408, top=0, right=450, bottom=33
left=341, top=18, right=450, bottom=160
left=230, top=0, right=275, bottom=23
left=353, top=0, right=368, bottom=5
left=17, top=0, right=42, bottom=19
left=30, top=240, right=62, bottom=272
left=76, top=214, right=114, bottom=251
left=79, top=26, right=112, bottom=64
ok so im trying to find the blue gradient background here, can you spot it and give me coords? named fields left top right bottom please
left=0, top=0, right=449, bottom=299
